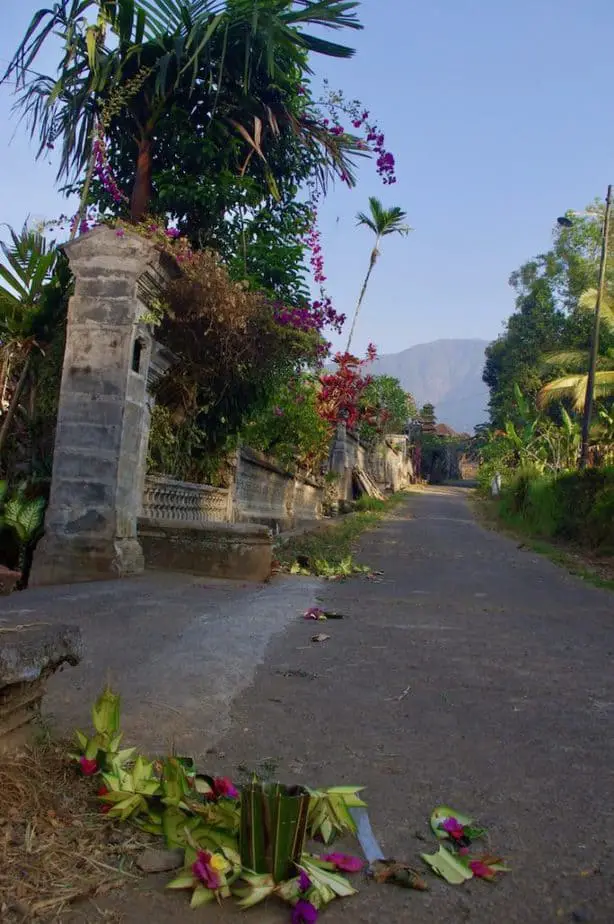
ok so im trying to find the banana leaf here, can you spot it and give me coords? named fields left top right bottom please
left=240, top=781, right=310, bottom=882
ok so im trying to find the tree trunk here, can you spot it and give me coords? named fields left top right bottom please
left=346, top=243, right=379, bottom=353
left=130, top=137, right=153, bottom=222
left=0, top=351, right=32, bottom=459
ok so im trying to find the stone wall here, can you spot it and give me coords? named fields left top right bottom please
left=232, top=448, right=322, bottom=531
left=142, top=475, right=231, bottom=523
left=329, top=428, right=413, bottom=503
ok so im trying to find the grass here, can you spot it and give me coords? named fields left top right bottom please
left=473, top=495, right=614, bottom=592
left=274, top=491, right=408, bottom=578
left=0, top=740, right=148, bottom=921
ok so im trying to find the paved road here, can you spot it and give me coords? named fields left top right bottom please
left=64, top=487, right=614, bottom=923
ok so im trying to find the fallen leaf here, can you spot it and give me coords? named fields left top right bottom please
left=311, top=633, right=331, bottom=643
left=421, top=846, right=473, bottom=884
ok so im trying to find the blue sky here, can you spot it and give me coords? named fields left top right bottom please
left=2, top=0, right=614, bottom=357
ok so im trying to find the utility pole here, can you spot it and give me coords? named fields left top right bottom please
left=580, top=184, right=613, bottom=468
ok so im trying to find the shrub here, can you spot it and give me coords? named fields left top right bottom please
left=497, top=466, right=614, bottom=551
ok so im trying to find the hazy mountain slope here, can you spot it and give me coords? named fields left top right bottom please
left=366, top=338, right=490, bottom=433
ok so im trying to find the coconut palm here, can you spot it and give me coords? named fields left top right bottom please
left=537, top=288, right=614, bottom=411
left=2, top=0, right=363, bottom=222
left=346, top=196, right=410, bottom=352
left=0, top=226, right=61, bottom=455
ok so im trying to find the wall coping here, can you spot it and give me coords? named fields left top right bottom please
left=138, top=516, right=271, bottom=540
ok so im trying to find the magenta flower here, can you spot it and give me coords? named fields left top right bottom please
left=165, top=227, right=181, bottom=239
left=292, top=899, right=318, bottom=924
left=442, top=817, right=465, bottom=841
left=79, top=756, right=98, bottom=776
left=298, top=870, right=311, bottom=893
left=322, top=853, right=364, bottom=872
left=212, top=776, right=239, bottom=799
left=192, top=850, right=221, bottom=889
left=115, top=228, right=125, bottom=237
left=273, top=406, right=284, bottom=417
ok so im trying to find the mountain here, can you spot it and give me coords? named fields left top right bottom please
left=366, top=338, right=490, bottom=434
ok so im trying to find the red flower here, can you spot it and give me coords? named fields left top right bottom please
left=442, top=816, right=465, bottom=840
left=469, top=860, right=496, bottom=880
left=212, top=777, right=239, bottom=799
left=79, top=756, right=98, bottom=776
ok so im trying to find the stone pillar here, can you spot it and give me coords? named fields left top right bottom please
left=328, top=422, right=352, bottom=505
left=30, top=226, right=169, bottom=585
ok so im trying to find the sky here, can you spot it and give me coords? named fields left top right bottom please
left=1, top=0, right=614, bottom=357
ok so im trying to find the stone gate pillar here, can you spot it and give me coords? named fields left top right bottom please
left=30, top=226, right=168, bottom=585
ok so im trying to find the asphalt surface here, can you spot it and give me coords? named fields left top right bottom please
left=57, top=486, right=614, bottom=922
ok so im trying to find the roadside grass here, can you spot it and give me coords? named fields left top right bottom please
left=473, top=495, right=614, bottom=592
left=275, top=491, right=408, bottom=578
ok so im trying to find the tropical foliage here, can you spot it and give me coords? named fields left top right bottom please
left=357, top=374, right=414, bottom=445
left=346, top=196, right=410, bottom=351
left=3, top=0, right=364, bottom=222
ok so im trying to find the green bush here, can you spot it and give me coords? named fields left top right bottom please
left=498, top=466, right=614, bottom=551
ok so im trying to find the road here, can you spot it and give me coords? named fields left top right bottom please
left=62, top=486, right=614, bottom=923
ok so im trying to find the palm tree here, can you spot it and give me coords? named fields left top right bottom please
left=537, top=288, right=614, bottom=411
left=2, top=0, right=364, bottom=222
left=0, top=226, right=60, bottom=456
left=346, top=196, right=410, bottom=352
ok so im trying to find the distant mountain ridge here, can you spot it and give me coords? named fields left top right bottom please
left=365, top=338, right=490, bottom=434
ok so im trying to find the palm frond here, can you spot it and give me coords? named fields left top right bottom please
left=537, top=375, right=587, bottom=412
left=541, top=350, right=589, bottom=372
left=356, top=196, right=410, bottom=236
left=578, top=287, right=614, bottom=327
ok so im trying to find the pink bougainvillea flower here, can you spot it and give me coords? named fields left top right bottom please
left=322, top=853, right=364, bottom=872
left=212, top=777, right=239, bottom=799
left=292, top=899, right=318, bottom=924
left=469, top=860, right=496, bottom=881
left=442, top=817, right=466, bottom=840
left=459, top=846, right=470, bottom=856
left=192, top=850, right=221, bottom=890
left=115, top=228, right=125, bottom=237
left=164, top=227, right=181, bottom=239
left=298, top=870, right=311, bottom=893
left=79, top=756, right=98, bottom=776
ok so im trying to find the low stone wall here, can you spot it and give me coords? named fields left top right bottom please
left=142, top=475, right=231, bottom=523
left=330, top=428, right=413, bottom=503
left=233, top=448, right=322, bottom=531
left=138, top=518, right=272, bottom=582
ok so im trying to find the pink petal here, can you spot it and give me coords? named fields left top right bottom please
left=322, top=853, right=364, bottom=872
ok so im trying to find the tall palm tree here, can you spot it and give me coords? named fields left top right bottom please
left=346, top=196, right=410, bottom=352
left=0, top=226, right=60, bottom=455
left=2, top=0, right=363, bottom=222
left=537, top=288, right=614, bottom=411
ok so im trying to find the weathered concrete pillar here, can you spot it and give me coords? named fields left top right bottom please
left=31, top=226, right=168, bottom=585
left=329, top=422, right=352, bottom=504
